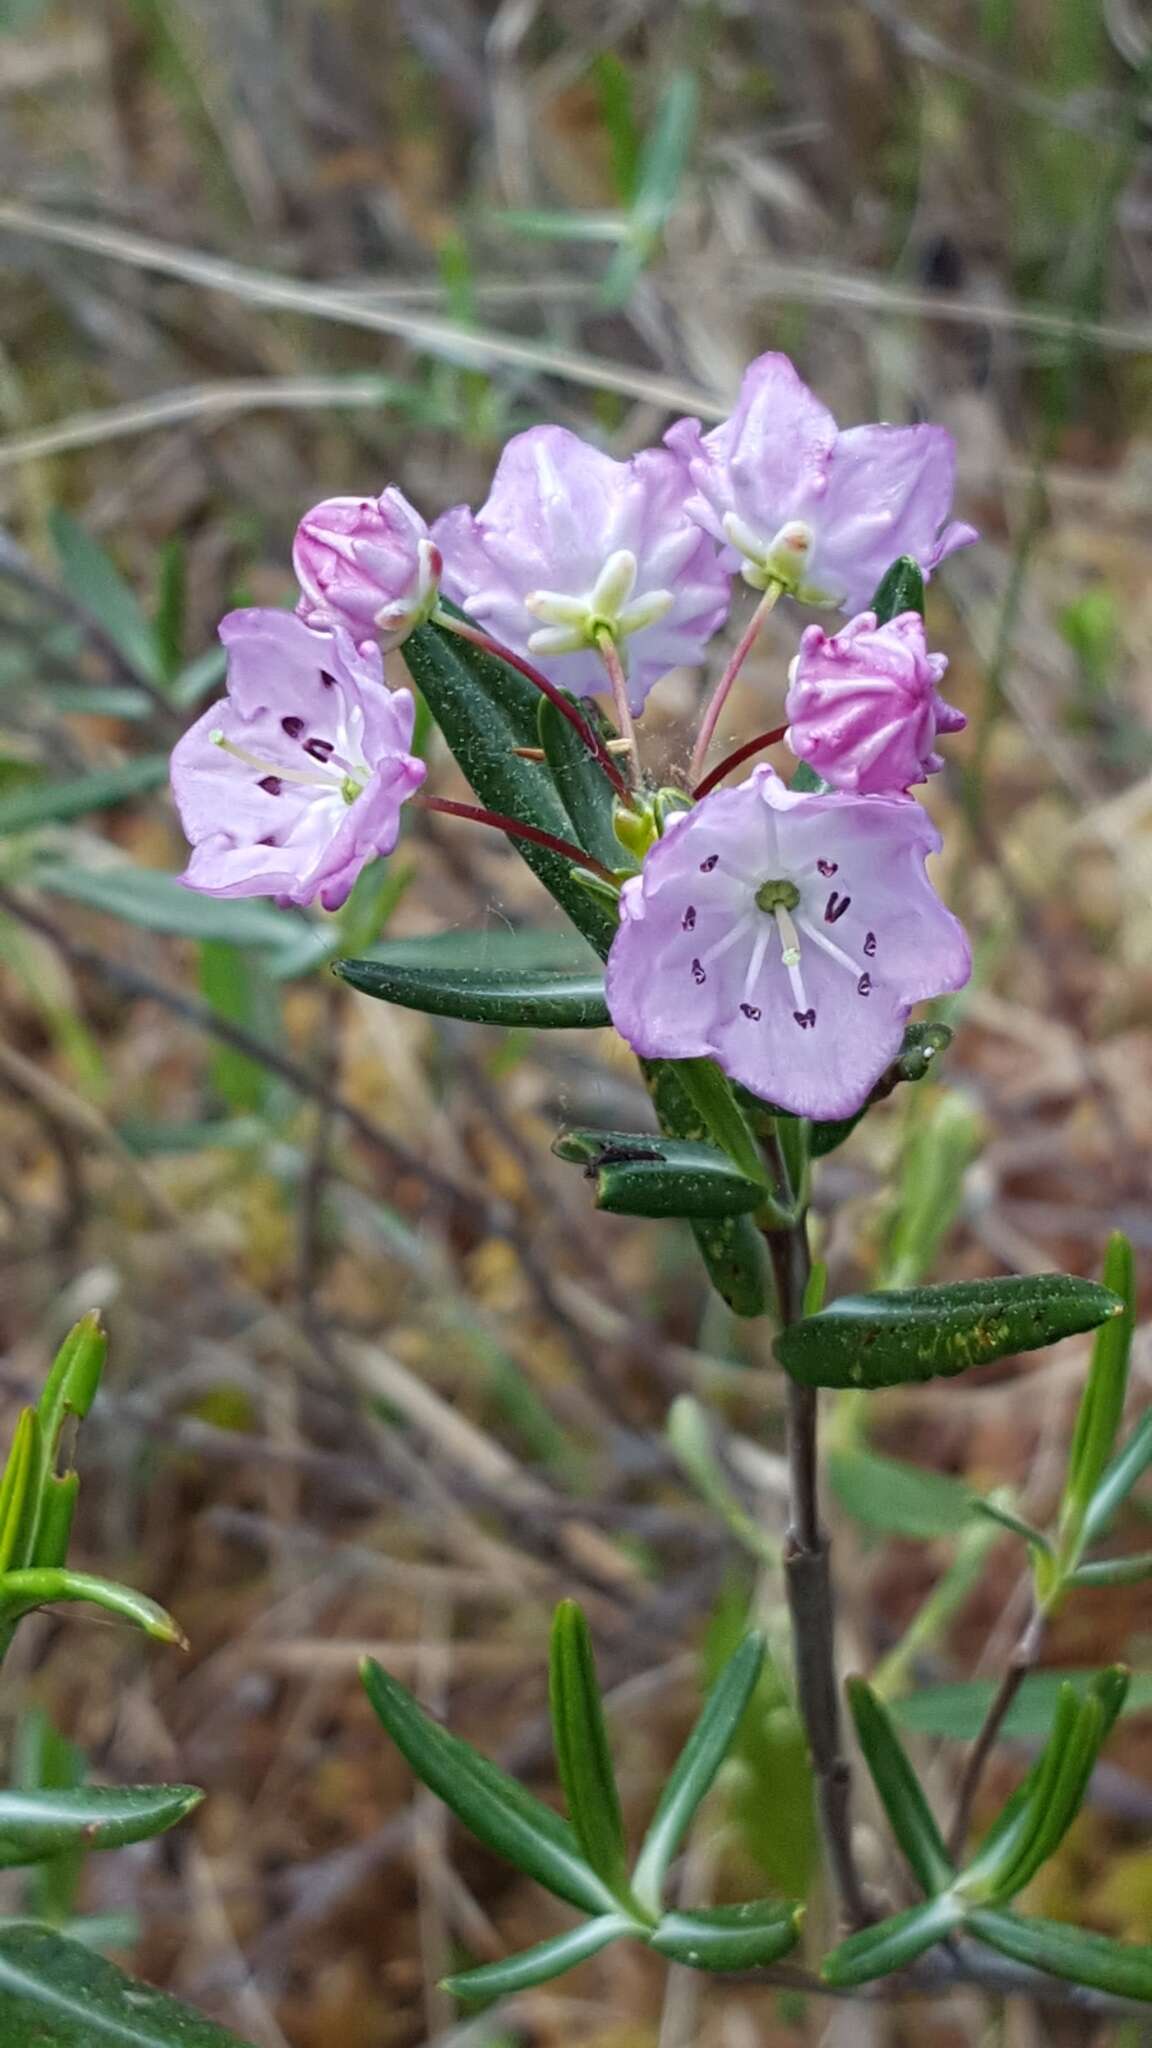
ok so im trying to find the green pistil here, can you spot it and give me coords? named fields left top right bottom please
left=755, top=877, right=800, bottom=913
left=341, top=775, right=363, bottom=805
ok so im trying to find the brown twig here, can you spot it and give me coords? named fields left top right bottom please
left=947, top=1604, right=1047, bottom=1862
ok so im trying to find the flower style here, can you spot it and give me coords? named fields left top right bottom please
left=785, top=609, right=966, bottom=795
left=170, top=609, right=426, bottom=910
left=433, top=426, right=731, bottom=713
left=605, top=765, right=970, bottom=1120
left=665, top=353, right=977, bottom=613
left=293, top=488, right=440, bottom=647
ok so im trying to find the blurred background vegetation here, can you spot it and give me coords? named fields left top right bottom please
left=1, top=2, right=1151, bottom=2043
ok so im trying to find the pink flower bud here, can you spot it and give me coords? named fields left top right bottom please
left=785, top=610, right=966, bottom=795
left=293, top=488, right=439, bottom=647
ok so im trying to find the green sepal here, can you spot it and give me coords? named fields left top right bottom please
left=775, top=1275, right=1124, bottom=1390
left=334, top=956, right=610, bottom=1028
left=360, top=1658, right=615, bottom=1916
left=821, top=1894, right=962, bottom=1987
left=0, top=1785, right=202, bottom=1867
left=846, top=1678, right=955, bottom=1897
left=537, top=693, right=625, bottom=873
left=632, top=1634, right=765, bottom=1914
left=642, top=1061, right=770, bottom=1317
left=649, top=1899, right=803, bottom=1972
left=442, top=1916, right=632, bottom=2001
left=548, top=1603, right=634, bottom=1908
left=0, top=1922, right=249, bottom=2044
left=968, top=1908, right=1152, bottom=2004
left=869, top=555, right=926, bottom=624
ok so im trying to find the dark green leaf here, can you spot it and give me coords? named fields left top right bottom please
left=827, top=1448, right=973, bottom=1540
left=1070, top=1552, right=1152, bottom=1588
left=650, top=1899, right=802, bottom=1972
left=360, top=1658, right=615, bottom=1915
left=0, top=1414, right=39, bottom=1579
left=537, top=695, right=624, bottom=873
left=403, top=621, right=617, bottom=956
left=968, top=1908, right=1152, bottom=2003
left=0, top=1785, right=201, bottom=1867
left=981, top=1671, right=1129, bottom=1903
left=443, top=1916, right=631, bottom=2000
left=548, top=1603, right=633, bottom=1905
left=969, top=1497, right=1052, bottom=1552
left=641, top=1060, right=769, bottom=1318
left=1063, top=1231, right=1135, bottom=1539
left=869, top=556, right=926, bottom=625
left=846, top=1679, right=954, bottom=1896
left=0, top=1923, right=249, bottom=2044
left=789, top=761, right=826, bottom=794
left=674, top=1061, right=768, bottom=1191
left=591, top=1145, right=770, bottom=1219
left=1083, top=1410, right=1152, bottom=1547
left=0, top=759, right=169, bottom=836
left=335, top=955, right=609, bottom=1028
left=892, top=1669, right=1152, bottom=1742
left=776, top=1275, right=1124, bottom=1390
left=821, top=1894, right=962, bottom=1987
left=633, top=1635, right=765, bottom=1913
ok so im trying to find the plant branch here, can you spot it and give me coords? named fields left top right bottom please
left=692, top=724, right=787, bottom=799
left=689, top=584, right=781, bottom=788
left=946, top=1603, right=1047, bottom=1861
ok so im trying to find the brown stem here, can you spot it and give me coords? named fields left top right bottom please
left=692, top=724, right=788, bottom=800
left=415, top=794, right=616, bottom=884
left=432, top=609, right=633, bottom=803
left=946, top=1605, right=1046, bottom=1861
left=764, top=1218, right=870, bottom=1929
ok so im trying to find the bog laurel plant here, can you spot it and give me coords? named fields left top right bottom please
left=12, top=352, right=1147, bottom=2032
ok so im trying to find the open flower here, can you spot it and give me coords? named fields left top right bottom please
left=293, top=488, right=440, bottom=647
left=666, top=353, right=977, bottom=612
left=170, top=609, right=426, bottom=910
left=605, top=765, right=970, bottom=1120
left=785, top=609, right=966, bottom=795
left=433, top=426, right=730, bottom=713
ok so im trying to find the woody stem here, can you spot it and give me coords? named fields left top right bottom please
left=415, top=795, right=617, bottom=885
left=689, top=583, right=782, bottom=788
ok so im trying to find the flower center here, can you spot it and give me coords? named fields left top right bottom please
left=754, top=877, right=800, bottom=913
left=721, top=515, right=814, bottom=595
left=523, top=549, right=674, bottom=659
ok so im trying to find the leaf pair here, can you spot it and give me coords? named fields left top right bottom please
left=362, top=1608, right=802, bottom=1999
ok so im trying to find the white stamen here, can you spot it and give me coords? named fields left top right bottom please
left=743, top=919, right=773, bottom=998
left=797, top=915, right=861, bottom=979
left=210, top=731, right=340, bottom=791
left=773, top=904, right=809, bottom=1010
left=589, top=549, right=638, bottom=617
left=700, top=914, right=756, bottom=972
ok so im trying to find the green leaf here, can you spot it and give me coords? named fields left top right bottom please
left=199, top=941, right=276, bottom=1116
left=827, top=1448, right=974, bottom=1540
left=604, top=70, right=699, bottom=304
left=360, top=1658, right=615, bottom=1915
left=968, top=1908, right=1152, bottom=2003
left=0, top=1785, right=201, bottom=1867
left=649, top=1899, right=802, bottom=1972
left=632, top=1634, right=765, bottom=1914
left=641, top=1061, right=770, bottom=1318
left=869, top=556, right=926, bottom=625
left=0, top=1571, right=185, bottom=1646
left=0, top=1415, right=39, bottom=1579
left=969, top=1496, right=1053, bottom=1552
left=548, top=1603, right=633, bottom=1906
left=587, top=1143, right=770, bottom=1220
left=846, top=1679, right=955, bottom=1896
left=335, top=956, right=610, bottom=1029
left=0, top=1923, right=250, bottom=2044
left=1083, top=1410, right=1152, bottom=1546
left=25, top=1312, right=107, bottom=1570
left=0, top=759, right=169, bottom=836
left=981, top=1671, right=1128, bottom=1903
left=1070, top=1552, right=1152, bottom=1588
left=592, top=52, right=642, bottom=203
left=443, top=1916, right=631, bottom=2000
left=674, top=1061, right=768, bottom=1191
left=35, top=864, right=327, bottom=976
left=49, top=511, right=159, bottom=680
left=821, top=1894, right=962, bottom=1987
left=537, top=695, right=624, bottom=874
left=776, top=1275, right=1125, bottom=1390
left=892, top=1669, right=1152, bottom=1742
left=1062, top=1232, right=1135, bottom=1547
left=403, top=621, right=617, bottom=957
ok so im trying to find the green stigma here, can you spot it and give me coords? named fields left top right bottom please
left=755, top=877, right=800, bottom=913
left=341, top=775, right=363, bottom=806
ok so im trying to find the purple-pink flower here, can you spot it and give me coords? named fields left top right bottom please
left=293, top=488, right=440, bottom=647
left=433, top=426, right=731, bottom=713
left=666, top=353, right=977, bottom=614
left=170, top=609, right=426, bottom=911
left=785, top=609, right=965, bottom=795
left=605, top=764, right=970, bottom=1120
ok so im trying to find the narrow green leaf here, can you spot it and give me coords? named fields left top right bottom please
left=0, top=1922, right=249, bottom=2044
left=1070, top=1552, right=1152, bottom=1588
left=827, top=1448, right=973, bottom=1540
left=0, top=759, right=168, bottom=836
left=969, top=1908, right=1152, bottom=2003
left=0, top=1415, right=39, bottom=1577
left=847, top=1678, right=955, bottom=1896
left=604, top=70, right=699, bottom=304
left=649, top=1899, right=802, bottom=1972
left=549, top=1603, right=632, bottom=1905
left=642, top=1060, right=770, bottom=1318
left=822, top=1894, right=962, bottom=1987
left=633, top=1634, right=765, bottom=1913
left=443, top=1916, right=631, bottom=2000
left=1063, top=1232, right=1135, bottom=1542
left=869, top=556, right=926, bottom=624
left=538, top=695, right=625, bottom=874
left=892, top=1669, right=1152, bottom=1742
left=675, top=1061, right=768, bottom=1190
left=26, top=1312, right=107, bottom=1571
left=1083, top=1409, right=1152, bottom=1546
left=49, top=511, right=159, bottom=679
left=35, top=864, right=326, bottom=975
left=592, top=51, right=642, bottom=202
left=590, top=1145, right=770, bottom=1219
left=0, top=1571, right=186, bottom=1646
left=0, top=1785, right=201, bottom=1867
left=335, top=956, right=609, bottom=1029
left=989, top=1688, right=1107, bottom=1900
left=776, top=1275, right=1124, bottom=1390
left=969, top=1495, right=1053, bottom=1552
left=360, top=1658, right=615, bottom=1915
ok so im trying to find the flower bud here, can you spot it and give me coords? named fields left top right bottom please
left=785, top=610, right=965, bottom=796
left=293, top=488, right=439, bottom=648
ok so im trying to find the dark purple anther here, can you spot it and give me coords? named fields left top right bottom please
left=257, top=775, right=283, bottom=796
left=739, top=1003, right=762, bottom=1021
left=699, top=853, right=719, bottom=873
left=864, top=931, right=877, bottom=957
left=857, top=972, right=872, bottom=996
left=691, top=958, right=706, bottom=985
left=682, top=905, right=697, bottom=931
left=825, top=891, right=851, bottom=923
left=281, top=715, right=305, bottom=739
left=817, top=858, right=838, bottom=877
left=793, top=1008, right=816, bottom=1029
left=304, top=737, right=335, bottom=763
left=319, top=669, right=338, bottom=689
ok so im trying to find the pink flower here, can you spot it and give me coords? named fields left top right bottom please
left=293, top=488, right=440, bottom=647
left=170, top=609, right=426, bottom=911
left=666, top=353, right=977, bottom=613
left=785, top=610, right=966, bottom=795
left=605, top=765, right=970, bottom=1120
left=433, top=426, right=731, bottom=713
